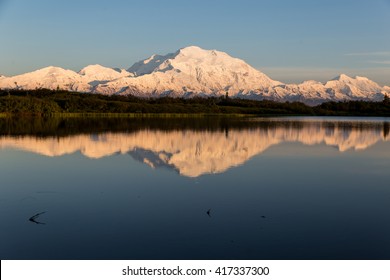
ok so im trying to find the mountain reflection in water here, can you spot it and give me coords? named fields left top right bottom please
left=1, top=117, right=389, bottom=177
left=1, top=116, right=390, bottom=260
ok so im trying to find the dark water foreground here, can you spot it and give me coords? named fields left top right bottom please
left=0, top=116, right=389, bottom=259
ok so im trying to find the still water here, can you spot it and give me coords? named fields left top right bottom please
left=0, top=116, right=389, bottom=259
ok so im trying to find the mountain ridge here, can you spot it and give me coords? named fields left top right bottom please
left=0, top=46, right=388, bottom=105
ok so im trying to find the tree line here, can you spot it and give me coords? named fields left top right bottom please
left=0, top=89, right=389, bottom=116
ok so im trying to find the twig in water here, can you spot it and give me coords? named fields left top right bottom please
left=28, top=212, right=46, bottom=225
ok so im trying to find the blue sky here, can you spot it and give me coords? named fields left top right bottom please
left=1, top=0, right=389, bottom=84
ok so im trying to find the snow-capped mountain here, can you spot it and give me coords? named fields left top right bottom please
left=78, top=64, right=132, bottom=83
left=268, top=74, right=387, bottom=105
left=0, top=46, right=389, bottom=104
left=0, top=66, right=89, bottom=92
left=324, top=74, right=385, bottom=100
left=94, top=46, right=282, bottom=97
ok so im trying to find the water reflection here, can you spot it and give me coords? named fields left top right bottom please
left=1, top=117, right=389, bottom=177
left=1, top=117, right=390, bottom=260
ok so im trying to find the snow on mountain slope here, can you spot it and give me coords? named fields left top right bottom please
left=79, top=64, right=132, bottom=82
left=267, top=74, right=386, bottom=105
left=97, top=46, right=282, bottom=97
left=267, top=80, right=329, bottom=104
left=0, top=65, right=134, bottom=92
left=127, top=52, right=177, bottom=76
left=0, top=66, right=90, bottom=92
left=0, top=46, right=389, bottom=104
left=324, top=74, right=384, bottom=101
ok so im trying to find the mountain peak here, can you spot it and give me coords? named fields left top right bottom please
left=177, top=45, right=211, bottom=56
left=128, top=46, right=235, bottom=77
left=178, top=45, right=204, bottom=52
left=125, top=46, right=280, bottom=94
left=79, top=64, right=120, bottom=75
left=24, top=66, right=79, bottom=79
left=129, top=46, right=259, bottom=75
left=176, top=46, right=232, bottom=60
left=79, top=64, right=131, bottom=81
left=332, top=74, right=353, bottom=81
left=79, top=64, right=107, bottom=72
left=330, top=74, right=379, bottom=86
left=38, top=66, right=68, bottom=73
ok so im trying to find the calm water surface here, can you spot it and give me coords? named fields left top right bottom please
left=0, top=116, right=389, bottom=259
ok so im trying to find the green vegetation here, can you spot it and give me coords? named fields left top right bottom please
left=1, top=89, right=389, bottom=116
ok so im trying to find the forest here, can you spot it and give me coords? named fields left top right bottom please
left=0, top=89, right=389, bottom=116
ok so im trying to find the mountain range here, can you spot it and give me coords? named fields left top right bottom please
left=1, top=46, right=389, bottom=105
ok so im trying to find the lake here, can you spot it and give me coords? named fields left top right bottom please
left=0, top=116, right=389, bottom=259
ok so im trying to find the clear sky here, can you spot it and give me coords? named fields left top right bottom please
left=1, top=0, right=390, bottom=85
